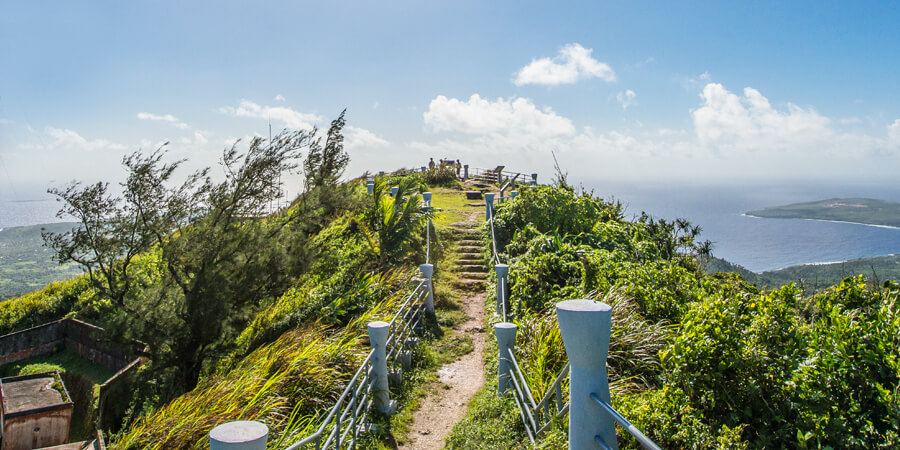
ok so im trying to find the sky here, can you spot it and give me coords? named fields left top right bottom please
left=1, top=0, right=899, bottom=201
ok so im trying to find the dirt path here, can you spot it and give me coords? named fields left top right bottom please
left=401, top=213, right=488, bottom=449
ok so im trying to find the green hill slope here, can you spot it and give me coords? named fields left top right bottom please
left=0, top=222, right=82, bottom=300
left=747, top=197, right=900, bottom=227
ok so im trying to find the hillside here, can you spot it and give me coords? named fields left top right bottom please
left=706, top=254, right=900, bottom=293
left=0, top=222, right=82, bottom=300
left=2, top=153, right=899, bottom=448
left=746, top=197, right=900, bottom=227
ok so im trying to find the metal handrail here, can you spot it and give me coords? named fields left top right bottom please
left=590, top=393, right=661, bottom=450
left=287, top=351, right=374, bottom=449
left=488, top=213, right=501, bottom=266
left=286, top=280, right=428, bottom=449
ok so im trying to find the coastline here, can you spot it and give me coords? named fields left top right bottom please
left=741, top=212, right=900, bottom=231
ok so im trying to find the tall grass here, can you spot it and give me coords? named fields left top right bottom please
left=110, top=270, right=420, bottom=449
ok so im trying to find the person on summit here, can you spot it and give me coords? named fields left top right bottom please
left=455, top=160, right=461, bottom=178
left=428, top=158, right=435, bottom=170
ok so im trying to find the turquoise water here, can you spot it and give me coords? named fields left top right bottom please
left=585, top=181, right=900, bottom=273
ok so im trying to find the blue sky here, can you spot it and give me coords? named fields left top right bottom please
left=1, top=1, right=899, bottom=200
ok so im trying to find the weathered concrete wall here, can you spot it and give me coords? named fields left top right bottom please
left=0, top=319, right=142, bottom=371
left=0, top=320, right=66, bottom=367
left=2, top=404, right=73, bottom=450
left=61, top=319, right=138, bottom=373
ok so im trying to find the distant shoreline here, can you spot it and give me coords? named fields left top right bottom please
left=742, top=213, right=900, bottom=231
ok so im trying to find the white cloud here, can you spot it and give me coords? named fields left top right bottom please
left=219, top=100, right=322, bottom=130
left=179, top=130, right=209, bottom=147
left=889, top=119, right=900, bottom=145
left=616, top=90, right=637, bottom=110
left=137, top=112, right=190, bottom=129
left=691, top=83, right=832, bottom=151
left=42, top=127, right=127, bottom=152
left=415, top=85, right=900, bottom=182
left=424, top=94, right=575, bottom=138
left=513, top=43, right=615, bottom=86
left=345, top=126, right=389, bottom=151
left=274, top=94, right=286, bottom=102
left=0, top=118, right=14, bottom=125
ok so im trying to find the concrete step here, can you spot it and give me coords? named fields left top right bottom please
left=459, top=272, right=488, bottom=280
left=459, top=255, right=484, bottom=264
left=457, top=245, right=482, bottom=252
left=459, top=264, right=486, bottom=272
left=453, top=279, right=486, bottom=291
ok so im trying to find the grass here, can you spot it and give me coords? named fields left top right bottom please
left=430, top=187, right=480, bottom=229
left=0, top=348, right=116, bottom=385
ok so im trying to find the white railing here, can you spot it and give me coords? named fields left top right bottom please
left=487, top=194, right=659, bottom=449
left=211, top=176, right=435, bottom=449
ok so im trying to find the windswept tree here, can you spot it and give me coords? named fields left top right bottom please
left=355, top=176, right=433, bottom=268
left=45, top=129, right=313, bottom=395
left=304, top=109, right=349, bottom=191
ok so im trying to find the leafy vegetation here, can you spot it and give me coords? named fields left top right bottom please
left=455, top=182, right=900, bottom=448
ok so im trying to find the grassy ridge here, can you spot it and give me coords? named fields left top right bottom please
left=746, top=197, right=900, bottom=227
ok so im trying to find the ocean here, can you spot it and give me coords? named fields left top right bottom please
left=0, top=198, right=65, bottom=230
left=6, top=183, right=900, bottom=273
left=584, top=180, right=900, bottom=273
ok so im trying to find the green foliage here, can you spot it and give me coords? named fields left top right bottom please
left=303, top=109, right=350, bottom=191
left=0, top=275, right=92, bottom=334
left=422, top=164, right=461, bottom=188
left=481, top=184, right=900, bottom=447
left=491, top=184, right=624, bottom=251
left=355, top=176, right=432, bottom=268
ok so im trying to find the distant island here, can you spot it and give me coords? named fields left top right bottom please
left=746, top=197, right=900, bottom=228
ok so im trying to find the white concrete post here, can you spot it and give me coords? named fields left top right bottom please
left=531, top=173, right=538, bottom=185
left=366, top=180, right=374, bottom=195
left=556, top=299, right=615, bottom=450
left=463, top=164, right=469, bottom=179
left=419, top=264, right=434, bottom=314
left=510, top=190, right=518, bottom=199
left=390, top=186, right=399, bottom=197
left=368, top=321, right=397, bottom=415
left=484, top=193, right=495, bottom=220
left=494, top=322, right=517, bottom=396
left=422, top=191, right=432, bottom=206
left=494, top=264, right=509, bottom=316
left=209, top=421, right=268, bottom=450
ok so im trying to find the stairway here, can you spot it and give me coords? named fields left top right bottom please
left=448, top=222, right=488, bottom=291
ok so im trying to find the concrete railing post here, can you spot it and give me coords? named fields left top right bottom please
left=390, top=186, right=399, bottom=197
left=366, top=180, right=374, bottom=195
left=494, top=264, right=509, bottom=316
left=510, top=190, right=518, bottom=199
left=463, top=164, right=469, bottom=179
left=209, top=421, right=268, bottom=450
left=531, top=173, right=538, bottom=185
left=556, top=300, right=615, bottom=450
left=494, top=322, right=517, bottom=396
left=484, top=193, right=495, bottom=221
left=420, top=263, right=434, bottom=314
left=368, top=321, right=397, bottom=415
left=422, top=191, right=432, bottom=207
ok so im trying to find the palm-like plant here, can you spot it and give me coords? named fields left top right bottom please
left=356, top=177, right=433, bottom=268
